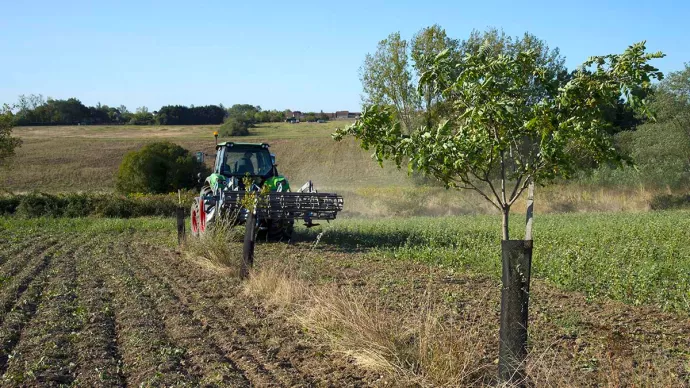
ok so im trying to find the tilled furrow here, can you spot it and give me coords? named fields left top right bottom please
left=95, top=240, right=198, bottom=387
left=108, top=240, right=250, bottom=387
left=0, top=237, right=59, bottom=323
left=73, top=242, right=126, bottom=387
left=0, top=261, right=53, bottom=379
left=0, top=236, right=85, bottom=386
left=130, top=241, right=324, bottom=387
left=0, top=232, right=47, bottom=266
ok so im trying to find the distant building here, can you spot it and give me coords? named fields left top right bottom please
left=333, top=111, right=361, bottom=119
left=291, top=111, right=302, bottom=118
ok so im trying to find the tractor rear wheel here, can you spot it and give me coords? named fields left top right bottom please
left=190, top=199, right=200, bottom=237
left=266, top=219, right=294, bottom=242
left=198, top=186, right=216, bottom=237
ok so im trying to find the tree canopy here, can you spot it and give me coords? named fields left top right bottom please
left=338, top=32, right=664, bottom=239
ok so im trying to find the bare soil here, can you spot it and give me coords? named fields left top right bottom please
left=0, top=229, right=378, bottom=387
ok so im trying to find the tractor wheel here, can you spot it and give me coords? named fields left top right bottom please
left=190, top=199, right=200, bottom=238
left=198, top=186, right=216, bottom=237
left=266, top=219, right=294, bottom=242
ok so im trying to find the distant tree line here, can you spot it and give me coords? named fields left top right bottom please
left=6, top=95, right=293, bottom=127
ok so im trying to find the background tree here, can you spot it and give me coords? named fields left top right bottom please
left=116, top=141, right=207, bottom=193
left=610, top=63, right=690, bottom=188
left=411, top=24, right=459, bottom=127
left=337, top=32, right=663, bottom=381
left=129, top=106, right=155, bottom=125
left=219, top=117, right=250, bottom=137
left=0, top=105, right=22, bottom=166
left=360, top=32, right=419, bottom=132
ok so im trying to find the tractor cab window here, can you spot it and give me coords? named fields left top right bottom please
left=222, top=147, right=273, bottom=177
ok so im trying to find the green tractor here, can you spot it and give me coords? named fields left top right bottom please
left=190, top=141, right=343, bottom=241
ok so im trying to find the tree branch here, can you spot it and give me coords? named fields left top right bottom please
left=508, top=175, right=532, bottom=206
left=508, top=175, right=524, bottom=204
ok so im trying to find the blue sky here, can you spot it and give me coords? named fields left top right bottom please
left=1, top=0, right=687, bottom=112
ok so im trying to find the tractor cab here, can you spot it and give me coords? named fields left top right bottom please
left=215, top=142, right=277, bottom=180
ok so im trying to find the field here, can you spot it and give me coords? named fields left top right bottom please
left=0, top=216, right=688, bottom=386
left=0, top=123, right=689, bottom=386
left=0, top=122, right=671, bottom=215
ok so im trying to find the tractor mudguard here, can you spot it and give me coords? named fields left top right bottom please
left=264, top=176, right=290, bottom=192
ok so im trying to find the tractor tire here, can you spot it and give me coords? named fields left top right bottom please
left=266, top=219, right=294, bottom=242
left=198, top=186, right=216, bottom=237
left=190, top=199, right=200, bottom=238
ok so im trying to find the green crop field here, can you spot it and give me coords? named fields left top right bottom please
left=301, top=211, right=690, bottom=312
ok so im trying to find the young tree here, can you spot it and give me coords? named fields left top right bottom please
left=0, top=105, right=22, bottom=166
left=360, top=32, right=419, bottom=132
left=336, top=36, right=663, bottom=382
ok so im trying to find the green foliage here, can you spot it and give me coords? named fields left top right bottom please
left=128, top=106, right=155, bottom=125
left=116, top=141, right=207, bottom=194
left=300, top=211, right=690, bottom=312
left=156, top=105, right=226, bottom=125
left=411, top=25, right=460, bottom=127
left=0, top=105, right=22, bottom=164
left=0, top=191, right=195, bottom=218
left=339, top=30, right=664, bottom=238
left=582, top=64, right=690, bottom=189
left=360, top=31, right=419, bottom=131
left=219, top=117, right=250, bottom=136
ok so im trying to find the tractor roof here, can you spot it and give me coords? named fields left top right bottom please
left=215, top=142, right=270, bottom=150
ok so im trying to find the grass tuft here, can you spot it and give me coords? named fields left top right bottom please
left=184, top=216, right=243, bottom=269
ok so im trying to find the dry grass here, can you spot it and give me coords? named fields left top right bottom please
left=243, top=262, right=498, bottom=386
left=183, top=215, right=243, bottom=269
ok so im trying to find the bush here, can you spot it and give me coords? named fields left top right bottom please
left=15, top=192, right=65, bottom=218
left=116, top=141, right=207, bottom=194
left=219, top=118, right=250, bottom=137
left=650, top=194, right=690, bottom=210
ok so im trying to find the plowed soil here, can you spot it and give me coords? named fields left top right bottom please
left=0, top=226, right=377, bottom=387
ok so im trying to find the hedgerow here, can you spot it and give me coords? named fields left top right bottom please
left=0, top=191, right=196, bottom=218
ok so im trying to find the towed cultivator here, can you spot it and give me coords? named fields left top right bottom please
left=189, top=141, right=343, bottom=242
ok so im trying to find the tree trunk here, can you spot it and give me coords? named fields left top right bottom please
left=497, top=183, right=535, bottom=386
left=498, top=240, right=533, bottom=385
left=501, top=207, right=510, bottom=241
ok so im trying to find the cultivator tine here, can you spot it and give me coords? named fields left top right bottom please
left=222, top=191, right=343, bottom=222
